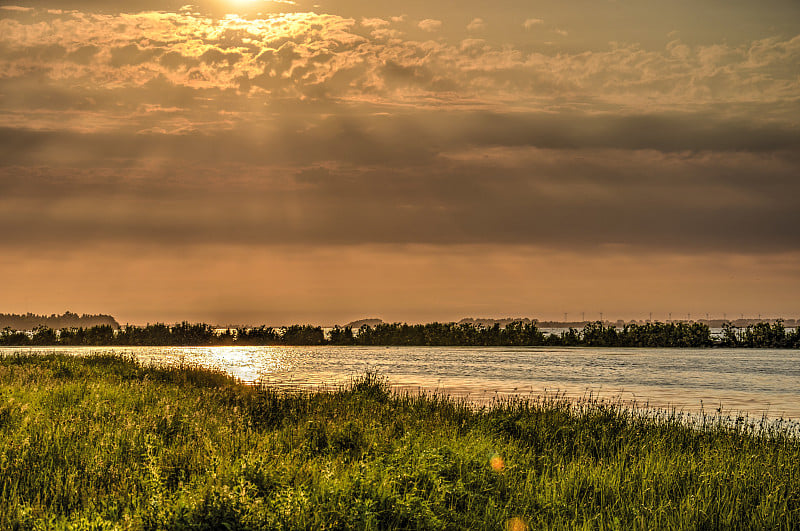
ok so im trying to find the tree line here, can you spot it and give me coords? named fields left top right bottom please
left=0, top=312, right=119, bottom=332
left=1, top=320, right=798, bottom=348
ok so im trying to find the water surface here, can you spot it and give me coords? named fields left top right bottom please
left=4, top=346, right=799, bottom=419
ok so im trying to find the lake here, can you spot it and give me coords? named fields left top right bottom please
left=3, top=346, right=799, bottom=419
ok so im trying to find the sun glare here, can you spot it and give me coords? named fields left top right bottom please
left=226, top=0, right=297, bottom=14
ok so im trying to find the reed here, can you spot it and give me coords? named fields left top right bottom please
left=1, top=353, right=798, bottom=529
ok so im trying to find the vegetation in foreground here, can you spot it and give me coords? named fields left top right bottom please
left=3, top=319, right=800, bottom=348
left=1, top=354, right=799, bottom=529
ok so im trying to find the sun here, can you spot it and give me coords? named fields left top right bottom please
left=226, top=0, right=263, bottom=13
left=226, top=0, right=296, bottom=12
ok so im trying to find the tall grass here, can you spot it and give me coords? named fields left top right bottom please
left=0, top=353, right=798, bottom=529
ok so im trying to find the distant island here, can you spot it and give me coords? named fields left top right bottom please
left=0, top=312, right=119, bottom=331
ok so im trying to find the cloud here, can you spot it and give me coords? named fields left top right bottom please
left=523, top=18, right=543, bottom=29
left=1, top=110, right=799, bottom=255
left=361, top=17, right=388, bottom=28
left=417, top=19, right=442, bottom=32
left=466, top=18, right=485, bottom=32
left=1, top=7, right=800, bottom=259
left=2, top=8, right=799, bottom=115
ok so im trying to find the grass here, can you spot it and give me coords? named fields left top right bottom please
left=0, top=353, right=798, bottom=529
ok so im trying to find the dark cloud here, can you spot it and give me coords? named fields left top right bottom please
left=159, top=50, right=200, bottom=69
left=2, top=43, right=66, bottom=61
left=1, top=108, right=798, bottom=168
left=1, top=125, right=798, bottom=254
left=67, top=45, right=100, bottom=64
left=200, top=48, right=242, bottom=65
left=110, top=44, right=163, bottom=67
left=442, top=112, right=800, bottom=153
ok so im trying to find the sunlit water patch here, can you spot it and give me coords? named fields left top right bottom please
left=3, top=345, right=799, bottom=420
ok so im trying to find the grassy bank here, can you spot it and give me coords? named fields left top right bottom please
left=0, top=354, right=798, bottom=529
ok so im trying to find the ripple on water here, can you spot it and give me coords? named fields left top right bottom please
left=3, top=345, right=799, bottom=420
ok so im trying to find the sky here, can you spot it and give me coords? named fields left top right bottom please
left=1, top=0, right=799, bottom=325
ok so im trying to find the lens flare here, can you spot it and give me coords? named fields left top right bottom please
left=490, top=453, right=504, bottom=472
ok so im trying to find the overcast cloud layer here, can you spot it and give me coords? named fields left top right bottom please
left=2, top=1, right=799, bottom=323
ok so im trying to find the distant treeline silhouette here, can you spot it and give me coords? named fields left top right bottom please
left=1, top=320, right=798, bottom=348
left=0, top=312, right=119, bottom=331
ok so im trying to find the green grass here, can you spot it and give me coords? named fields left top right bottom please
left=0, top=354, right=798, bottom=530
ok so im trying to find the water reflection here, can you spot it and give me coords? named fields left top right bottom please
left=4, top=345, right=800, bottom=419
